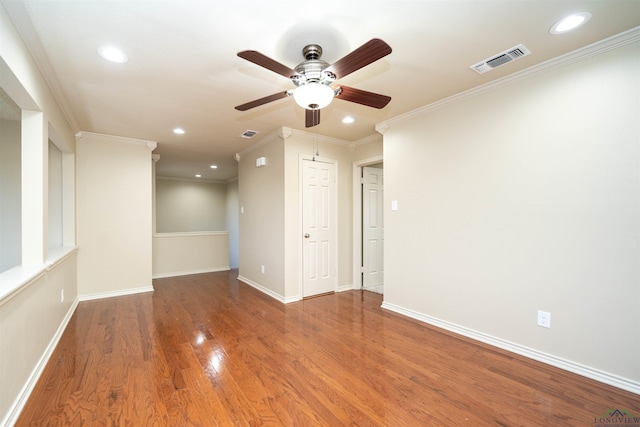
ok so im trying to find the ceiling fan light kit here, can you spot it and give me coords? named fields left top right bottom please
left=292, top=83, right=335, bottom=110
left=235, top=38, right=392, bottom=127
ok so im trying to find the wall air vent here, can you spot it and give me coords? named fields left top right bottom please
left=240, top=130, right=259, bottom=138
left=471, top=44, right=531, bottom=74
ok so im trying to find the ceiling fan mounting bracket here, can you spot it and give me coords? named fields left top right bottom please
left=302, top=44, right=323, bottom=60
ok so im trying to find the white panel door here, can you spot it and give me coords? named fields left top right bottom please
left=362, top=166, right=384, bottom=288
left=302, top=159, right=336, bottom=297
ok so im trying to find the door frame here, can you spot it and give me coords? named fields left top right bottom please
left=352, top=155, right=383, bottom=289
left=299, top=154, right=339, bottom=299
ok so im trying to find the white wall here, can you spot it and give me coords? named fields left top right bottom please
left=383, top=38, right=639, bottom=390
left=155, top=177, right=227, bottom=232
left=76, top=132, right=155, bottom=298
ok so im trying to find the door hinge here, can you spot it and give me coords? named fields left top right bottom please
left=360, top=266, right=364, bottom=273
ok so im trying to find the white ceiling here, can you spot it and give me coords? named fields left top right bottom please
left=4, top=0, right=639, bottom=181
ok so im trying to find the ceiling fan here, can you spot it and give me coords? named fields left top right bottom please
left=235, top=38, right=392, bottom=127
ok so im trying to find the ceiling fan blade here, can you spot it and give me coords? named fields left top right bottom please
left=325, top=39, right=392, bottom=79
left=237, top=50, right=297, bottom=79
left=235, top=91, right=289, bottom=111
left=335, top=85, right=391, bottom=109
left=306, top=109, right=320, bottom=127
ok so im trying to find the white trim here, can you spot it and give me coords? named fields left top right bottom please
left=0, top=265, right=46, bottom=305
left=155, top=175, right=227, bottom=184
left=75, top=131, right=157, bottom=151
left=153, top=266, right=230, bottom=279
left=1, top=0, right=79, bottom=132
left=153, top=231, right=229, bottom=238
left=1, top=297, right=79, bottom=427
left=289, top=128, right=351, bottom=147
left=298, top=155, right=339, bottom=298
left=239, top=126, right=382, bottom=157
left=337, top=284, right=353, bottom=293
left=381, top=26, right=640, bottom=130
left=78, top=286, right=154, bottom=302
left=381, top=301, right=640, bottom=395
left=352, top=155, right=384, bottom=290
left=238, top=127, right=288, bottom=157
left=352, top=133, right=382, bottom=146
left=237, top=275, right=292, bottom=303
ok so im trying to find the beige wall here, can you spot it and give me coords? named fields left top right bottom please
left=155, top=177, right=227, bottom=232
left=153, top=232, right=229, bottom=278
left=0, top=252, right=78, bottom=425
left=283, top=131, right=359, bottom=298
left=382, top=40, right=639, bottom=386
left=0, top=7, right=78, bottom=425
left=352, top=136, right=383, bottom=163
left=226, top=179, right=240, bottom=268
left=76, top=132, right=155, bottom=298
left=238, top=135, right=286, bottom=298
left=0, top=119, right=21, bottom=272
left=238, top=128, right=383, bottom=301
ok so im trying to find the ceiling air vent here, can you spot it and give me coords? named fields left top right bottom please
left=240, top=130, right=259, bottom=138
left=471, top=44, right=531, bottom=74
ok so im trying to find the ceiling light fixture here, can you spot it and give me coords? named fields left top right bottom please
left=195, top=174, right=201, bottom=178
left=550, top=12, right=592, bottom=34
left=97, top=46, right=128, bottom=63
left=210, top=165, right=218, bottom=169
left=342, top=116, right=355, bottom=124
left=292, top=83, right=335, bottom=110
left=173, top=128, right=185, bottom=134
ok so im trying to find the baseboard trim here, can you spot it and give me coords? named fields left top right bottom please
left=381, top=301, right=640, bottom=395
left=2, top=297, right=79, bottom=427
left=337, top=284, right=353, bottom=293
left=78, top=285, right=154, bottom=302
left=237, top=275, right=287, bottom=304
left=152, top=266, right=230, bottom=279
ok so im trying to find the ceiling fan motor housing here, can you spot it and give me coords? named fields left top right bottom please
left=292, top=44, right=336, bottom=88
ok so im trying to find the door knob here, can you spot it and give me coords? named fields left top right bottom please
left=304, top=233, right=310, bottom=238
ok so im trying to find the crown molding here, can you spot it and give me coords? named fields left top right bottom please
left=155, top=175, right=226, bottom=184
left=237, top=127, right=283, bottom=157
left=1, top=0, right=79, bottom=132
left=381, top=26, right=640, bottom=130
left=76, top=131, right=157, bottom=150
left=288, top=127, right=352, bottom=146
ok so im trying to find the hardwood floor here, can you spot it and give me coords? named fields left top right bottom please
left=17, top=271, right=639, bottom=426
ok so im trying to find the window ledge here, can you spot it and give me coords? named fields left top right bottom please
left=46, top=245, right=77, bottom=266
left=0, top=246, right=77, bottom=306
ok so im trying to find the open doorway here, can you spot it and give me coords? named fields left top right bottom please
left=352, top=156, right=384, bottom=294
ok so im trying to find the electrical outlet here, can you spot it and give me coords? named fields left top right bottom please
left=537, top=310, right=551, bottom=328
left=261, top=265, right=265, bottom=274
left=61, top=289, right=65, bottom=303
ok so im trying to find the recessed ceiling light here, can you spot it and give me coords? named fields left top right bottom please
left=342, top=116, right=355, bottom=124
left=173, top=128, right=185, bottom=134
left=97, top=46, right=128, bottom=63
left=195, top=174, right=202, bottom=178
left=210, top=165, right=218, bottom=169
left=550, top=12, right=592, bottom=35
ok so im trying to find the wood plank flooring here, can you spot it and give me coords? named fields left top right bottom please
left=17, top=270, right=639, bottom=426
